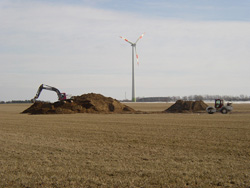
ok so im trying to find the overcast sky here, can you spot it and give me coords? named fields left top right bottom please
left=1, top=0, right=250, bottom=101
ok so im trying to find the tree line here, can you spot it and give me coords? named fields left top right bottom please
left=0, top=100, right=32, bottom=104
left=136, top=94, right=250, bottom=102
left=1, top=94, right=250, bottom=103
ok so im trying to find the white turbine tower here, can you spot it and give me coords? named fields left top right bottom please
left=120, top=33, right=145, bottom=102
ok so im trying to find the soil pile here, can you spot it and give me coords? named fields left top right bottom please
left=165, top=100, right=208, bottom=113
left=22, top=93, right=135, bottom=114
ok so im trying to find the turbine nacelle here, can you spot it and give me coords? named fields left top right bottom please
left=119, top=32, right=145, bottom=65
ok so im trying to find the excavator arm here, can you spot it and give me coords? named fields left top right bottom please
left=32, top=84, right=66, bottom=102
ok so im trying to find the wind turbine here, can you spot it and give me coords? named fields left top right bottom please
left=120, top=32, right=145, bottom=102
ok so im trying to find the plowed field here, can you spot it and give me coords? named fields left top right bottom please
left=0, top=103, right=250, bottom=187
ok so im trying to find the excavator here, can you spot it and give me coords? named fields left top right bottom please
left=31, top=84, right=71, bottom=103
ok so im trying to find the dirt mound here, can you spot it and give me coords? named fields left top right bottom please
left=22, top=93, right=135, bottom=114
left=165, top=100, right=208, bottom=113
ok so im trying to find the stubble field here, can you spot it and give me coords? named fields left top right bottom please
left=0, top=103, right=250, bottom=187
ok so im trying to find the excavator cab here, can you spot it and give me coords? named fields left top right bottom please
left=59, top=93, right=67, bottom=100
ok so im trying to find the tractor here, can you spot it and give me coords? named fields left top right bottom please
left=206, top=99, right=233, bottom=114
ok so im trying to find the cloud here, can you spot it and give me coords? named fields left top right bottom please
left=0, top=1, right=250, bottom=101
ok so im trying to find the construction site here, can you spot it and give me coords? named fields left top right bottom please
left=22, top=93, right=209, bottom=115
left=20, top=84, right=211, bottom=115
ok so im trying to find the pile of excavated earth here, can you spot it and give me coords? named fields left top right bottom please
left=22, top=93, right=208, bottom=115
left=165, top=100, right=208, bottom=113
left=22, top=93, right=135, bottom=115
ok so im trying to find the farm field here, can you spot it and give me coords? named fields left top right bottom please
left=0, top=103, right=250, bottom=187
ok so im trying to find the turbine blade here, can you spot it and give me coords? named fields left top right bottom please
left=135, top=32, right=145, bottom=44
left=135, top=46, right=139, bottom=65
left=119, top=36, right=133, bottom=45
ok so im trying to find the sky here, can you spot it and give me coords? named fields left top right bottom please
left=1, top=0, right=250, bottom=101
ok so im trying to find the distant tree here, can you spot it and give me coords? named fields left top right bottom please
left=194, top=95, right=203, bottom=101
left=182, top=96, right=188, bottom=101
left=5, top=100, right=32, bottom=104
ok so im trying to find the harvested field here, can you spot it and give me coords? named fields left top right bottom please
left=0, top=103, right=250, bottom=187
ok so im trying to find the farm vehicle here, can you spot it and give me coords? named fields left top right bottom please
left=206, top=99, right=233, bottom=114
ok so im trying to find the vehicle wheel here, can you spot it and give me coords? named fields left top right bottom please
left=221, top=108, right=228, bottom=114
left=207, top=107, right=214, bottom=114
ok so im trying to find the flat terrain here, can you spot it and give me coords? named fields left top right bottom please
left=0, top=103, right=250, bottom=187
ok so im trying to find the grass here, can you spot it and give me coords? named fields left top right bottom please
left=0, top=103, right=250, bottom=187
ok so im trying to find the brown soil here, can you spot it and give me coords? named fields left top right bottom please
left=165, top=100, right=208, bottom=113
left=22, top=93, right=135, bottom=114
